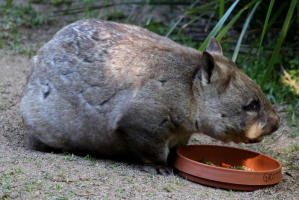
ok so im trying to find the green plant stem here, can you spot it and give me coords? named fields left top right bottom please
left=232, top=1, right=261, bottom=62
left=199, top=0, right=240, bottom=52
left=165, top=0, right=200, bottom=37
left=219, top=0, right=224, bottom=20
left=258, top=0, right=275, bottom=56
left=84, top=0, right=93, bottom=18
left=216, top=0, right=259, bottom=42
left=183, top=0, right=218, bottom=15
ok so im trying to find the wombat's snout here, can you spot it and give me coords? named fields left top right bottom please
left=248, top=114, right=280, bottom=144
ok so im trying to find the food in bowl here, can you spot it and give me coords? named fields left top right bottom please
left=199, top=161, right=254, bottom=171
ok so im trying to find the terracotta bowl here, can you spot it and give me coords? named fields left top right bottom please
left=173, top=145, right=282, bottom=191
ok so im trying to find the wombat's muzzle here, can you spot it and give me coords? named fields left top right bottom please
left=246, top=117, right=280, bottom=143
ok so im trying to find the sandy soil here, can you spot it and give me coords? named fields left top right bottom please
left=1, top=8, right=299, bottom=200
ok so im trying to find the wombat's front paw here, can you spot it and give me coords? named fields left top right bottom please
left=142, top=164, right=173, bottom=176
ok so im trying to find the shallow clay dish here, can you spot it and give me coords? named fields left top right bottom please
left=174, top=145, right=282, bottom=191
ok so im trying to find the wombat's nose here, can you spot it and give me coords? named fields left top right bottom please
left=263, top=115, right=279, bottom=136
left=270, top=114, right=280, bottom=133
left=270, top=116, right=280, bottom=133
left=271, top=125, right=279, bottom=133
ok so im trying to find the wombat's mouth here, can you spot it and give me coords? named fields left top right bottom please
left=245, top=132, right=274, bottom=143
left=245, top=136, right=264, bottom=144
left=244, top=125, right=279, bottom=144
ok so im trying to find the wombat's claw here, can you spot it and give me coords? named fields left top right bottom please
left=142, top=164, right=173, bottom=176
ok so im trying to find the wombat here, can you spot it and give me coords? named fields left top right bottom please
left=20, top=19, right=280, bottom=175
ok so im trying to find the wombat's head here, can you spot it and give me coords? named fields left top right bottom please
left=194, top=38, right=280, bottom=143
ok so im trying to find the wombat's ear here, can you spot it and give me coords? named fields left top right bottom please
left=206, top=37, right=223, bottom=55
left=200, top=52, right=215, bottom=85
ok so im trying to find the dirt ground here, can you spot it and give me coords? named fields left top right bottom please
left=1, top=7, right=299, bottom=200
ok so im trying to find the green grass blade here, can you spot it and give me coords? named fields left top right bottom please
left=84, top=0, right=93, bottom=18
left=199, top=0, right=240, bottom=52
left=216, top=0, right=259, bottom=41
left=181, top=13, right=206, bottom=30
left=257, top=0, right=275, bottom=56
left=165, top=0, right=201, bottom=37
left=266, top=2, right=288, bottom=27
left=3, top=0, right=13, bottom=10
left=261, top=0, right=297, bottom=88
left=215, top=11, right=243, bottom=42
left=219, top=0, right=224, bottom=20
left=184, top=1, right=218, bottom=15
left=232, top=1, right=261, bottom=62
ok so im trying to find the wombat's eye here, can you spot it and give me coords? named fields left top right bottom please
left=243, top=100, right=260, bottom=111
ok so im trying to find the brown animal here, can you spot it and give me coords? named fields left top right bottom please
left=20, top=19, right=280, bottom=175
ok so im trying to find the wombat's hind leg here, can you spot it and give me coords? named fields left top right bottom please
left=26, top=134, right=62, bottom=153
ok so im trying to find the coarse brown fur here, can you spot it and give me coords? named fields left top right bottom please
left=20, top=19, right=279, bottom=175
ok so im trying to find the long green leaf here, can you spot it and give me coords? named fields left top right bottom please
left=257, top=0, right=275, bottom=56
left=181, top=13, right=206, bottom=29
left=232, top=1, right=261, bottom=62
left=219, top=0, right=224, bottom=20
left=199, top=0, right=239, bottom=52
left=261, top=0, right=297, bottom=88
left=84, top=0, right=94, bottom=18
left=3, top=0, right=13, bottom=10
left=184, top=1, right=218, bottom=15
left=165, top=0, right=201, bottom=37
left=266, top=2, right=288, bottom=28
left=216, top=0, right=259, bottom=41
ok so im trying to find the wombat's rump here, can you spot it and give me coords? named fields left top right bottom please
left=20, top=19, right=279, bottom=175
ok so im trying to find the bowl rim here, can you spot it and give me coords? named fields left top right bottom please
left=174, top=145, right=282, bottom=186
